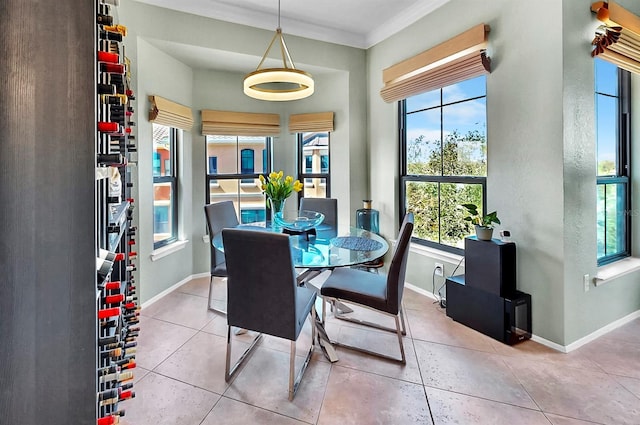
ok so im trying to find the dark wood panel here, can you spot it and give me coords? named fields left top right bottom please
left=0, top=0, right=96, bottom=423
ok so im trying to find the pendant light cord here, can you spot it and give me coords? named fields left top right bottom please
left=277, top=0, right=281, bottom=29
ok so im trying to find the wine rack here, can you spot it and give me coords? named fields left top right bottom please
left=95, top=1, right=139, bottom=423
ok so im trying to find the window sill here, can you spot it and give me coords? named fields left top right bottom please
left=150, top=239, right=189, bottom=261
left=594, top=257, right=640, bottom=286
left=407, top=241, right=465, bottom=265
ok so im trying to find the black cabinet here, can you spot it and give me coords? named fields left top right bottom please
left=446, top=237, right=531, bottom=345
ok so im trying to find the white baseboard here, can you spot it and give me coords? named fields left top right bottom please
left=141, top=272, right=210, bottom=309
left=405, top=281, right=640, bottom=353
left=563, top=309, right=640, bottom=352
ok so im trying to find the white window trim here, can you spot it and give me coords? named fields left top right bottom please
left=150, top=239, right=189, bottom=261
left=594, top=257, right=640, bottom=286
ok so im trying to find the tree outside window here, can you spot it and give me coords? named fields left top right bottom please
left=401, top=75, right=487, bottom=252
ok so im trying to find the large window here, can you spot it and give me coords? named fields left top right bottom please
left=298, top=132, right=330, bottom=199
left=205, top=135, right=271, bottom=224
left=400, top=75, right=487, bottom=253
left=153, top=124, right=179, bottom=248
left=595, top=58, right=631, bottom=265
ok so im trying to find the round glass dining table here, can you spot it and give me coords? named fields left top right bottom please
left=211, top=222, right=389, bottom=270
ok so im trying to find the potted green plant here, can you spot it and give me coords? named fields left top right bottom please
left=461, top=203, right=500, bottom=241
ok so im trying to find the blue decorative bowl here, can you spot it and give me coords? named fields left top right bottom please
left=274, top=210, right=325, bottom=231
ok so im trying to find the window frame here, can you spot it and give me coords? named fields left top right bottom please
left=399, top=78, right=487, bottom=254
left=152, top=125, right=179, bottom=249
left=297, top=132, right=331, bottom=201
left=205, top=135, right=272, bottom=223
left=596, top=60, right=631, bottom=266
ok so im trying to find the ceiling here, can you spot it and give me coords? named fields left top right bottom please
left=136, top=0, right=450, bottom=49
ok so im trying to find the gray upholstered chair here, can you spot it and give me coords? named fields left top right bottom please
left=204, top=201, right=239, bottom=313
left=222, top=228, right=317, bottom=400
left=299, top=197, right=337, bottom=229
left=320, top=213, right=414, bottom=363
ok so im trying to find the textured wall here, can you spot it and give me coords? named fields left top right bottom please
left=0, top=0, right=96, bottom=423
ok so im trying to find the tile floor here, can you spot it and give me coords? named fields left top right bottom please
left=120, top=276, right=640, bottom=425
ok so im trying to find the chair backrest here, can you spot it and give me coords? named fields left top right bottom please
left=385, top=213, right=414, bottom=314
left=204, top=201, right=239, bottom=268
left=299, top=198, right=338, bottom=229
left=222, top=228, right=300, bottom=340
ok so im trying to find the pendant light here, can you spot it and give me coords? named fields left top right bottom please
left=243, top=0, right=314, bottom=101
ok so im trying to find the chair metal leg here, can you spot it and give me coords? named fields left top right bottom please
left=288, top=307, right=316, bottom=400
left=323, top=297, right=406, bottom=364
left=208, top=276, right=228, bottom=315
left=225, top=326, right=263, bottom=382
left=334, top=302, right=407, bottom=336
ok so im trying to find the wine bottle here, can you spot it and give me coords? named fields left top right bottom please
left=98, top=84, right=116, bottom=95
left=98, top=335, right=119, bottom=346
left=100, top=62, right=125, bottom=74
left=98, top=307, right=120, bottom=320
left=97, top=414, right=120, bottom=425
left=97, top=51, right=119, bottom=64
left=98, top=249, right=125, bottom=263
left=103, top=24, right=127, bottom=36
left=99, top=371, right=133, bottom=384
left=97, top=153, right=125, bottom=166
left=104, top=294, right=125, bottom=305
left=99, top=29, right=123, bottom=42
left=97, top=14, right=113, bottom=25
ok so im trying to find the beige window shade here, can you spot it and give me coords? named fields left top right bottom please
left=380, top=24, right=491, bottom=103
left=148, top=95, right=194, bottom=131
left=591, top=1, right=640, bottom=74
left=201, top=110, right=280, bottom=136
left=288, top=112, right=334, bottom=133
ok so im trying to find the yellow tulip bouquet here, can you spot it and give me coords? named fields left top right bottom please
left=259, top=171, right=303, bottom=209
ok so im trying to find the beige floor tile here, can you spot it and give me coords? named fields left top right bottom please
left=489, top=338, right=603, bottom=372
left=223, top=346, right=331, bottom=423
left=505, top=356, right=640, bottom=424
left=318, top=364, right=432, bottom=425
left=544, top=413, right=605, bottom=425
left=578, top=337, right=640, bottom=379
left=414, top=340, right=536, bottom=409
left=614, top=375, right=640, bottom=399
left=122, top=372, right=219, bottom=425
left=153, top=331, right=253, bottom=395
left=403, top=287, right=440, bottom=311
left=201, top=396, right=308, bottom=425
left=598, top=318, right=640, bottom=345
left=134, top=316, right=198, bottom=370
left=405, top=306, right=497, bottom=353
left=326, top=323, right=422, bottom=384
left=426, top=386, right=548, bottom=425
left=141, top=291, right=217, bottom=330
left=176, top=276, right=212, bottom=298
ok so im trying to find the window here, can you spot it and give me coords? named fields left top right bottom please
left=595, top=58, right=631, bottom=265
left=298, top=132, right=330, bottom=199
left=205, top=135, right=271, bottom=224
left=400, top=75, right=487, bottom=253
left=240, top=148, right=254, bottom=183
left=153, top=124, right=179, bottom=248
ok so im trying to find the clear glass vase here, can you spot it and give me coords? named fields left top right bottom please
left=269, top=196, right=286, bottom=229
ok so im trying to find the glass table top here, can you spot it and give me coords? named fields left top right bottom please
left=212, top=222, right=389, bottom=270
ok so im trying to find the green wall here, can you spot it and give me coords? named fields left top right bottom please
left=122, top=0, right=640, bottom=346
left=368, top=0, right=640, bottom=346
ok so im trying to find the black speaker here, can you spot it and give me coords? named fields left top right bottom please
left=464, top=236, right=516, bottom=296
left=445, top=275, right=532, bottom=345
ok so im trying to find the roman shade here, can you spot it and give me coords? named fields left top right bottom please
left=288, top=112, right=334, bottom=133
left=591, top=1, right=640, bottom=74
left=380, top=24, right=491, bottom=103
left=148, top=95, right=194, bottom=131
left=201, top=110, right=280, bottom=136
